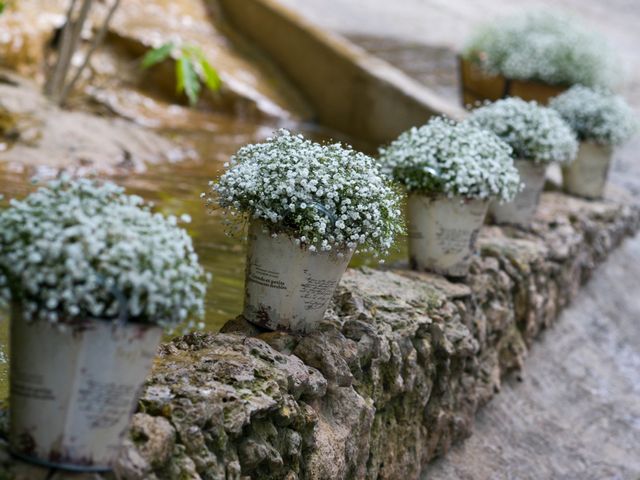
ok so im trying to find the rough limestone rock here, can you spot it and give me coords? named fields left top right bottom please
left=0, top=71, right=189, bottom=176
left=0, top=192, right=637, bottom=479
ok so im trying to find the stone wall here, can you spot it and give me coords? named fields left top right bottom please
left=0, top=192, right=638, bottom=480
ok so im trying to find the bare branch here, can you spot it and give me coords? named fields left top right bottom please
left=45, top=0, right=94, bottom=104
left=44, top=0, right=78, bottom=96
left=59, top=0, right=121, bottom=105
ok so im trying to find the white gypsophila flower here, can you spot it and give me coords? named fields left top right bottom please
left=469, top=98, right=578, bottom=165
left=463, top=11, right=618, bottom=88
left=0, top=178, right=208, bottom=328
left=549, top=85, right=638, bottom=146
left=378, top=117, right=521, bottom=202
left=206, top=129, right=404, bottom=255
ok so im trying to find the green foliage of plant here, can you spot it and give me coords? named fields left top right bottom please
left=140, top=42, right=173, bottom=69
left=142, top=42, right=221, bottom=106
left=550, top=86, right=638, bottom=146
left=0, top=0, right=16, bottom=15
left=469, top=98, right=578, bottom=165
left=0, top=178, right=209, bottom=328
left=0, top=0, right=12, bottom=15
left=378, top=117, right=521, bottom=202
left=464, top=11, right=617, bottom=87
left=207, top=130, right=404, bottom=256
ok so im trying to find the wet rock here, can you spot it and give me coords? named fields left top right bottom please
left=220, top=316, right=266, bottom=337
left=129, top=414, right=176, bottom=468
left=0, top=71, right=189, bottom=176
left=293, top=330, right=357, bottom=387
left=0, top=0, right=312, bottom=122
left=100, top=0, right=312, bottom=120
left=0, top=1, right=62, bottom=77
left=114, top=443, right=154, bottom=480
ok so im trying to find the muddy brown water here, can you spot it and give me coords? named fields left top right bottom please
left=0, top=120, right=408, bottom=399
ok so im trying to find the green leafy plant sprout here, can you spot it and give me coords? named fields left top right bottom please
left=141, top=42, right=222, bottom=106
left=0, top=0, right=10, bottom=14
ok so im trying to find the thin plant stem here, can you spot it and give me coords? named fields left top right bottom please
left=59, top=0, right=121, bottom=105
left=44, top=0, right=78, bottom=96
left=46, top=0, right=94, bottom=104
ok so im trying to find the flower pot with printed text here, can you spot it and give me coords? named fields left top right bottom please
left=208, top=130, right=404, bottom=333
left=550, top=86, right=638, bottom=200
left=0, top=179, right=208, bottom=472
left=561, top=142, right=612, bottom=199
left=489, top=160, right=547, bottom=227
left=9, top=304, right=163, bottom=471
left=408, top=195, right=489, bottom=277
left=379, top=117, right=521, bottom=277
left=470, top=98, right=578, bottom=228
left=243, top=221, right=353, bottom=332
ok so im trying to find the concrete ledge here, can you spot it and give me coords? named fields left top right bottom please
left=0, top=192, right=638, bottom=479
left=213, top=0, right=464, bottom=144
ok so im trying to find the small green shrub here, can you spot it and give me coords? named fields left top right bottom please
left=0, top=178, right=208, bottom=328
left=206, top=130, right=404, bottom=256
left=142, top=42, right=221, bottom=106
left=463, top=11, right=617, bottom=87
left=469, top=98, right=578, bottom=164
left=378, top=117, right=521, bottom=202
left=550, top=86, right=637, bottom=146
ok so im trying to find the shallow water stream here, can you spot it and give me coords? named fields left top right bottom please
left=0, top=119, right=407, bottom=399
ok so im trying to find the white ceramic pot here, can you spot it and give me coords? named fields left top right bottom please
left=9, top=304, right=163, bottom=472
left=407, top=195, right=489, bottom=277
left=243, top=221, right=354, bottom=332
left=562, top=142, right=612, bottom=199
left=489, top=160, right=547, bottom=227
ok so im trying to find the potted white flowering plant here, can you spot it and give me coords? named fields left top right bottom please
left=378, top=117, right=520, bottom=277
left=460, top=11, right=616, bottom=106
left=550, top=86, right=638, bottom=199
left=470, top=98, right=578, bottom=227
left=0, top=178, right=207, bottom=472
left=206, top=130, right=403, bottom=333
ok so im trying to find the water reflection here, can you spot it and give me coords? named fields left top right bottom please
left=0, top=121, right=407, bottom=397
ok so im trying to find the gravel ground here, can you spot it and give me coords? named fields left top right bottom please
left=424, top=236, right=640, bottom=479
left=275, top=1, right=640, bottom=477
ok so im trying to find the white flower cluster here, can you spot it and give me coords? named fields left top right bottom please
left=378, top=117, right=521, bottom=202
left=207, top=130, right=404, bottom=255
left=464, top=11, right=616, bottom=87
left=549, top=86, right=638, bottom=146
left=469, top=98, right=578, bottom=165
left=0, top=178, right=208, bottom=328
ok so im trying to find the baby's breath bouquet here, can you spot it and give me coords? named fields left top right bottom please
left=207, top=129, right=404, bottom=255
left=464, top=11, right=617, bottom=88
left=469, top=98, right=578, bottom=164
left=550, top=86, right=638, bottom=146
left=0, top=178, right=208, bottom=328
left=378, top=117, right=521, bottom=202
